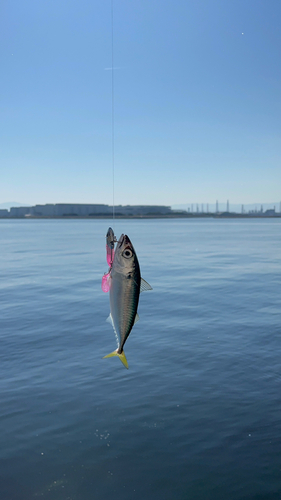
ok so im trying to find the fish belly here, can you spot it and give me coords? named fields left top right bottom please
left=110, top=271, right=140, bottom=351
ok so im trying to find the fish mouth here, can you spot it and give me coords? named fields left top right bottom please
left=123, top=235, right=131, bottom=246
left=117, top=234, right=133, bottom=252
left=118, top=234, right=125, bottom=248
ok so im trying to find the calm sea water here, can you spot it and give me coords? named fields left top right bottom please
left=0, top=218, right=281, bottom=500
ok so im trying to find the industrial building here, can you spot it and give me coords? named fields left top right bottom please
left=6, top=204, right=172, bottom=217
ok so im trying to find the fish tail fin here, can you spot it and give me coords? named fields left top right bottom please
left=103, top=349, right=129, bottom=369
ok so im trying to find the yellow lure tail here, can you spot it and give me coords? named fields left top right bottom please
left=103, top=349, right=129, bottom=369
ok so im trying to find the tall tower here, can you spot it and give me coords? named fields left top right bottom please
left=241, top=204, right=244, bottom=214
left=216, top=200, right=219, bottom=213
left=226, top=200, right=229, bottom=212
left=207, top=203, right=209, bottom=213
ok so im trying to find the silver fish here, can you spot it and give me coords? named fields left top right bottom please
left=103, top=234, right=152, bottom=368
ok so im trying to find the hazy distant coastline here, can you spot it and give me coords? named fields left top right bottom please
left=0, top=203, right=281, bottom=219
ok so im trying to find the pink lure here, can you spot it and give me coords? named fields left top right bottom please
left=106, top=242, right=115, bottom=267
left=102, top=272, right=111, bottom=293
left=101, top=227, right=115, bottom=293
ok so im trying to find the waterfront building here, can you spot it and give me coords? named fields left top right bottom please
left=7, top=203, right=171, bottom=217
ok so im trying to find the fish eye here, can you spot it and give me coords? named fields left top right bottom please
left=123, top=249, right=133, bottom=259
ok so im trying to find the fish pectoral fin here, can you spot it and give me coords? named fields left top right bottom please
left=134, top=312, right=140, bottom=324
left=103, top=349, right=129, bottom=369
left=140, top=278, right=153, bottom=292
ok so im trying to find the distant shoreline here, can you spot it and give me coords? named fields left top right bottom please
left=1, top=213, right=281, bottom=220
left=3, top=203, right=279, bottom=219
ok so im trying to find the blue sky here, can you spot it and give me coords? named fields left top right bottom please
left=1, top=0, right=281, bottom=207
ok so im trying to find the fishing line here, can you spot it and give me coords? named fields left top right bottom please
left=111, top=0, right=115, bottom=226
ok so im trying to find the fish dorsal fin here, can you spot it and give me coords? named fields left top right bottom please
left=140, top=278, right=153, bottom=292
left=134, top=312, right=140, bottom=324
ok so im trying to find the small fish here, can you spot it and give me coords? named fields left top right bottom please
left=101, top=227, right=116, bottom=293
left=103, top=234, right=152, bottom=368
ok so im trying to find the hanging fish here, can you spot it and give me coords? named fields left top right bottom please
left=103, top=233, right=152, bottom=368
left=101, top=227, right=116, bottom=293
